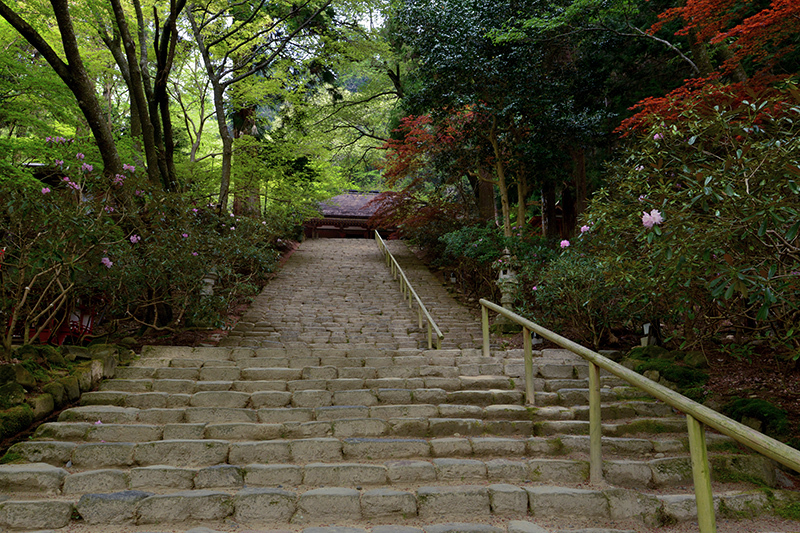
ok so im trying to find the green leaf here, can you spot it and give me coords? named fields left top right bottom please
left=758, top=218, right=768, bottom=236
left=786, top=221, right=800, bottom=241
left=724, top=283, right=735, bottom=300
left=756, top=302, right=770, bottom=321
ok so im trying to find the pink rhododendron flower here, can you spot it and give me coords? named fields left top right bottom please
left=560, top=240, right=570, bottom=248
left=76, top=153, right=85, bottom=160
left=130, top=235, right=141, bottom=243
left=653, top=133, right=663, bottom=141
left=101, top=257, right=113, bottom=268
left=580, top=225, right=590, bottom=233
left=123, top=163, right=135, bottom=172
left=532, top=286, right=538, bottom=291
left=182, top=233, right=189, bottom=238
left=642, top=209, right=664, bottom=229
left=94, top=420, right=103, bottom=425
left=192, top=252, right=198, bottom=256
left=41, top=187, right=51, bottom=194
left=55, top=159, right=63, bottom=167
left=81, top=162, right=93, bottom=172
left=104, top=206, right=114, bottom=213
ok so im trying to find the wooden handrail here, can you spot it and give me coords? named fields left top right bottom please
left=480, top=298, right=800, bottom=533
left=375, top=232, right=444, bottom=349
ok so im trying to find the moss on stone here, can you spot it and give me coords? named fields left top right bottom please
left=0, top=404, right=34, bottom=439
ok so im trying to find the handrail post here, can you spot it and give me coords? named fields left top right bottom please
left=523, top=328, right=535, bottom=406
left=481, top=304, right=490, bottom=357
left=589, top=362, right=603, bottom=485
left=427, top=323, right=432, bottom=349
left=687, top=414, right=717, bottom=533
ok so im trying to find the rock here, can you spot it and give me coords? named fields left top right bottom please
left=13, top=364, right=37, bottom=388
left=58, top=376, right=81, bottom=402
left=119, top=337, right=137, bottom=349
left=42, top=382, right=66, bottom=409
left=28, top=394, right=55, bottom=420
left=40, top=346, right=66, bottom=367
left=598, top=350, right=624, bottom=362
left=0, top=404, right=34, bottom=439
left=90, top=351, right=118, bottom=379
left=77, top=490, right=152, bottom=524
left=642, top=370, right=660, bottom=382
left=684, top=351, right=709, bottom=369
left=66, top=345, right=91, bottom=360
left=0, top=382, right=26, bottom=408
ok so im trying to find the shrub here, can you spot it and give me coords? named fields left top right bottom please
left=582, top=84, right=800, bottom=350
left=1, top=141, right=280, bottom=360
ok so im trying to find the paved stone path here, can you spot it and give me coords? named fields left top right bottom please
left=1, top=238, right=796, bottom=533
left=221, top=239, right=487, bottom=351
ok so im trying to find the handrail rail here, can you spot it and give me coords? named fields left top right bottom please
left=375, top=232, right=444, bottom=349
left=480, top=298, right=800, bottom=533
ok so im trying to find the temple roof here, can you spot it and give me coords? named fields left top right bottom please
left=319, top=191, right=381, bottom=218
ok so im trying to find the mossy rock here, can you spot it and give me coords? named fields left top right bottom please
left=14, top=344, right=39, bottom=360
left=12, top=364, right=37, bottom=388
left=634, top=360, right=708, bottom=389
left=58, top=375, right=81, bottom=402
left=628, top=345, right=670, bottom=360
left=119, top=337, right=137, bottom=349
left=0, top=382, right=26, bottom=409
left=665, top=350, right=686, bottom=361
left=42, top=381, right=66, bottom=409
left=723, top=398, right=789, bottom=438
left=683, top=351, right=709, bottom=369
left=89, top=343, right=119, bottom=358
left=0, top=404, right=34, bottom=439
left=40, top=345, right=67, bottom=367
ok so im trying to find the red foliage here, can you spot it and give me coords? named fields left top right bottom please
left=381, top=109, right=480, bottom=186
left=651, top=0, right=798, bottom=75
left=623, top=0, right=799, bottom=135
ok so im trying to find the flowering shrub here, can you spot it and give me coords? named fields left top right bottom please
left=581, top=85, right=800, bottom=351
left=0, top=141, right=280, bottom=359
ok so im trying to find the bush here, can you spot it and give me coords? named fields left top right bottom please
left=723, top=398, right=789, bottom=438
left=581, top=84, right=800, bottom=350
left=1, top=141, right=281, bottom=359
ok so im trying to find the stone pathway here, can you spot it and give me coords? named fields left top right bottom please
left=221, top=239, right=486, bottom=351
left=1, top=239, right=797, bottom=532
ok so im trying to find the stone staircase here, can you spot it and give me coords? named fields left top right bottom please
left=0, top=239, right=796, bottom=532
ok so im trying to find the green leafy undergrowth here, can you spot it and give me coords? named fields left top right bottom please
left=723, top=398, right=790, bottom=438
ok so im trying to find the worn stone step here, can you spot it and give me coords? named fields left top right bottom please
left=8, top=430, right=741, bottom=474
left=4, top=454, right=775, bottom=497
left=0, top=481, right=786, bottom=529
left=98, top=375, right=520, bottom=394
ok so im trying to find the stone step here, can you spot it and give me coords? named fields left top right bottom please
left=46, top=404, right=674, bottom=443
left=0, top=481, right=785, bottom=529
left=8, top=430, right=739, bottom=471
left=0, top=452, right=777, bottom=499
left=84, top=384, right=644, bottom=411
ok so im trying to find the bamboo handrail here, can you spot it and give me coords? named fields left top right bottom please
left=480, top=298, right=800, bottom=533
left=375, top=232, right=444, bottom=349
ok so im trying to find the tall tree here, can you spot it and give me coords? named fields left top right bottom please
left=187, top=0, right=335, bottom=212
left=0, top=0, right=122, bottom=176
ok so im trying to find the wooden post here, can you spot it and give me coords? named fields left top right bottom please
left=589, top=362, right=603, bottom=485
left=687, top=414, right=717, bottom=533
left=427, top=323, right=432, bottom=349
left=482, top=305, right=490, bottom=357
left=523, top=328, right=535, bottom=405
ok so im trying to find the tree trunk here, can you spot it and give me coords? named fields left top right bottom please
left=541, top=181, right=558, bottom=239
left=476, top=169, right=495, bottom=222
left=109, top=0, right=161, bottom=186
left=687, top=27, right=714, bottom=76
left=516, top=178, right=527, bottom=229
left=571, top=147, right=587, bottom=214
left=488, top=117, right=511, bottom=237
left=561, top=184, right=576, bottom=239
left=0, top=0, right=123, bottom=176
